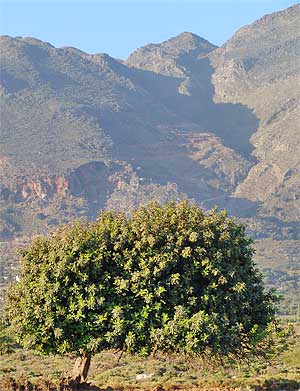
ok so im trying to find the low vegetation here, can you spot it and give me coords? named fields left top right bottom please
left=0, top=322, right=299, bottom=390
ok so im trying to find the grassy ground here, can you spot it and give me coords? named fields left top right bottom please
left=0, top=324, right=300, bottom=390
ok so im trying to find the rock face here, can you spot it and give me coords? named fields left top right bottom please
left=0, top=5, right=299, bottom=313
left=126, top=32, right=217, bottom=77
left=209, top=4, right=300, bottom=224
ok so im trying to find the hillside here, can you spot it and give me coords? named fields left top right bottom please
left=0, top=5, right=299, bottom=313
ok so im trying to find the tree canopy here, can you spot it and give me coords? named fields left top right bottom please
left=4, top=201, right=277, bottom=380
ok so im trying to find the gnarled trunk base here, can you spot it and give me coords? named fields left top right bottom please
left=72, top=355, right=91, bottom=382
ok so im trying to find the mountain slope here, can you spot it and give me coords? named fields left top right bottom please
left=209, top=4, right=300, bottom=221
left=206, top=5, right=300, bottom=290
left=0, top=5, right=299, bottom=313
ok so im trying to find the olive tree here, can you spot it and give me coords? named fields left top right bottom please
left=4, top=202, right=277, bottom=381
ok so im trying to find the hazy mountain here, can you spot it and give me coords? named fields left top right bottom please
left=0, top=5, right=299, bottom=312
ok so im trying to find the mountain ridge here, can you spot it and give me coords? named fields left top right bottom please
left=0, top=4, right=299, bottom=313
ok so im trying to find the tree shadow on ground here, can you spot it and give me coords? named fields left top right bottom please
left=0, top=376, right=110, bottom=391
left=257, top=378, right=300, bottom=390
left=2, top=376, right=299, bottom=390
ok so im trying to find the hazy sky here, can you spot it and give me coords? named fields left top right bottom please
left=0, top=0, right=296, bottom=59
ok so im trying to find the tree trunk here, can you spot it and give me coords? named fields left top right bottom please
left=72, top=354, right=91, bottom=382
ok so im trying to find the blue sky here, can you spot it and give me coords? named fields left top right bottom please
left=0, top=0, right=296, bottom=59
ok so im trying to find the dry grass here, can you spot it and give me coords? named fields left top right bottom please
left=1, top=329, right=300, bottom=391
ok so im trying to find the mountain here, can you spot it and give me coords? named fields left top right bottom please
left=0, top=5, right=299, bottom=312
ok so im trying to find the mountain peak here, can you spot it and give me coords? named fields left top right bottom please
left=126, top=32, right=216, bottom=74
left=127, top=32, right=216, bottom=60
left=0, top=35, right=55, bottom=50
left=165, top=31, right=217, bottom=52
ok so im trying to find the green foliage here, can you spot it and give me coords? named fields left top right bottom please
left=0, top=323, right=15, bottom=355
left=4, top=201, right=278, bottom=360
left=122, top=202, right=278, bottom=358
